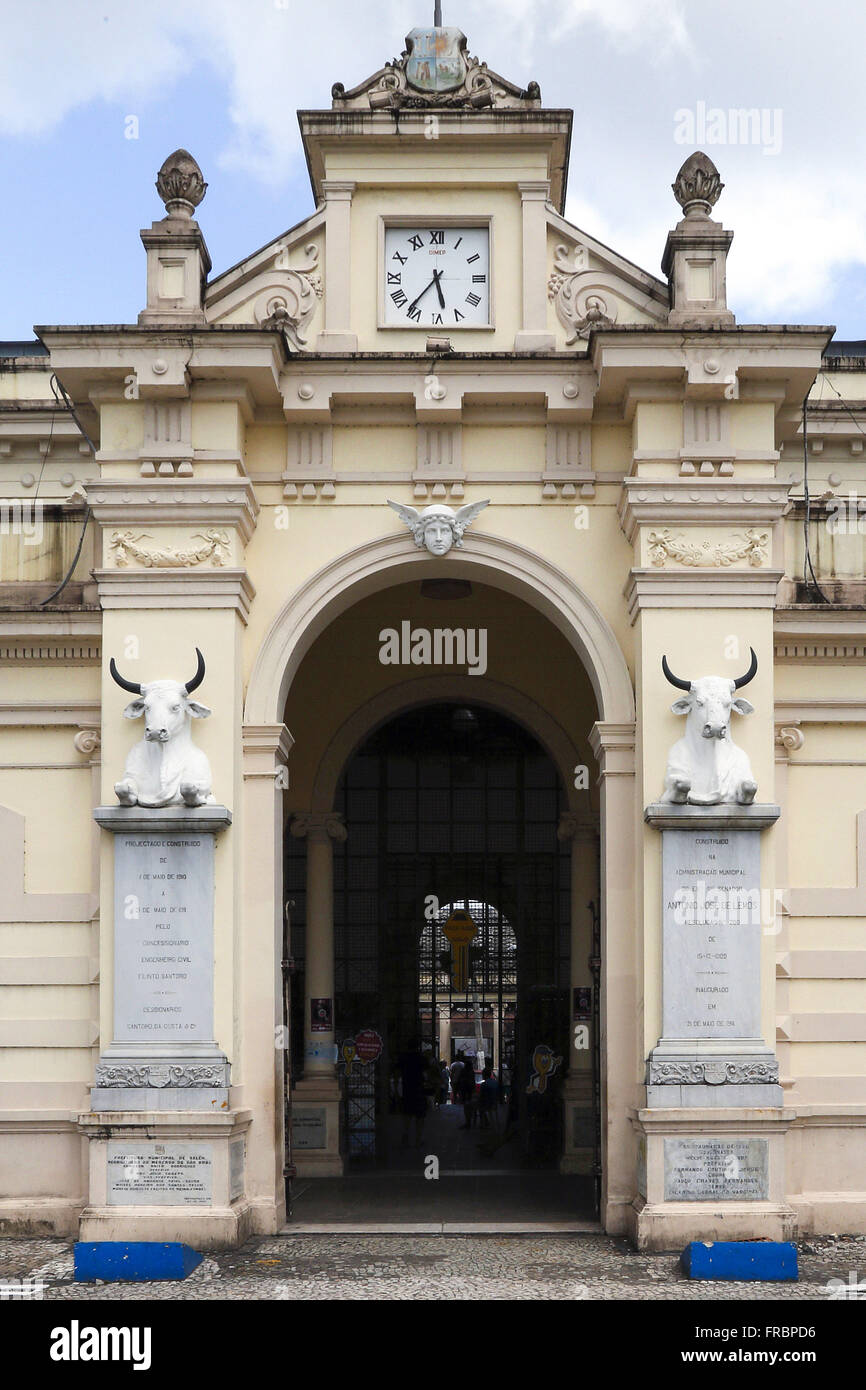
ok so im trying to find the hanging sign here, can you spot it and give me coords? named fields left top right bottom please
left=354, top=1028, right=384, bottom=1063
left=341, top=1038, right=357, bottom=1076
left=526, top=1043, right=563, bottom=1095
left=443, top=908, right=477, bottom=992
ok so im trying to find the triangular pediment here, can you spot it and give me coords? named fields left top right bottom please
left=546, top=209, right=670, bottom=340
left=205, top=209, right=325, bottom=344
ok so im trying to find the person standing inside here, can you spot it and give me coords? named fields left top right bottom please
left=396, top=1036, right=428, bottom=1147
left=449, top=1054, right=464, bottom=1105
left=477, top=1063, right=499, bottom=1130
left=457, top=1051, right=477, bottom=1129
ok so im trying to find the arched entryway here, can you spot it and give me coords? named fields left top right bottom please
left=242, top=529, right=636, bottom=1231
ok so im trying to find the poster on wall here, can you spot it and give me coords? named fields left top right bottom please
left=573, top=986, right=592, bottom=1018
left=310, top=998, right=333, bottom=1033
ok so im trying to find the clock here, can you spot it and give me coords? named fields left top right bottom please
left=382, top=224, right=491, bottom=328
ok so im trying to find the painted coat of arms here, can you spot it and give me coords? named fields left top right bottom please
left=405, top=27, right=468, bottom=93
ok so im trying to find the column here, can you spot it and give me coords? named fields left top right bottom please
left=588, top=722, right=638, bottom=1234
left=558, top=811, right=599, bottom=1175
left=240, top=723, right=293, bottom=1233
left=514, top=181, right=555, bottom=352
left=288, top=810, right=346, bottom=1176
left=316, top=181, right=358, bottom=353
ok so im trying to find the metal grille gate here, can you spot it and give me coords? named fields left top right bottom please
left=286, top=704, right=575, bottom=1167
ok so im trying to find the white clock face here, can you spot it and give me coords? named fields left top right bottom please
left=383, top=225, right=490, bottom=328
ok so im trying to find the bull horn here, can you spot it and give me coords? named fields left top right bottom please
left=109, top=658, right=141, bottom=695
left=185, top=647, right=206, bottom=694
left=733, top=647, right=758, bottom=689
left=661, top=655, right=691, bottom=692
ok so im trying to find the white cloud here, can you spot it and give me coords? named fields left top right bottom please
left=2, top=0, right=866, bottom=327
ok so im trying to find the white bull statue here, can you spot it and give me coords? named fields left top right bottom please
left=110, top=648, right=215, bottom=808
left=660, top=648, right=758, bottom=806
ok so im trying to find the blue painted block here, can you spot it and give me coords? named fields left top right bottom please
left=681, top=1241, right=798, bottom=1282
left=74, top=1242, right=203, bottom=1282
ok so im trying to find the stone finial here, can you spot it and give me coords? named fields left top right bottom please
left=155, top=149, right=207, bottom=219
left=672, top=151, right=724, bottom=219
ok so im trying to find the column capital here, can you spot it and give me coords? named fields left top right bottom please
left=624, top=568, right=785, bottom=623
left=589, top=721, right=635, bottom=779
left=243, top=723, right=294, bottom=779
left=517, top=179, right=551, bottom=202
left=320, top=179, right=357, bottom=202
left=557, top=811, right=598, bottom=843
left=290, top=810, right=347, bottom=843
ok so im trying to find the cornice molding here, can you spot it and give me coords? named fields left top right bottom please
left=92, top=567, right=255, bottom=623
left=624, top=568, right=784, bottom=622
left=84, top=478, right=259, bottom=542
left=618, top=477, right=791, bottom=541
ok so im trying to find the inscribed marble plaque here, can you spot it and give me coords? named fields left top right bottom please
left=662, top=829, right=761, bottom=1039
left=664, top=1138, right=769, bottom=1202
left=113, top=833, right=214, bottom=1043
left=106, top=1141, right=213, bottom=1206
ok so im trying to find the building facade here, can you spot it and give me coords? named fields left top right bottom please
left=1, top=21, right=865, bottom=1250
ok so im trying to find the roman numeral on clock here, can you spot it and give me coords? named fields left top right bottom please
left=392, top=251, right=408, bottom=266
left=432, top=313, right=443, bottom=325
left=391, top=289, right=408, bottom=307
left=467, top=253, right=480, bottom=264
left=387, top=272, right=402, bottom=285
left=407, top=306, right=422, bottom=322
left=408, top=235, right=424, bottom=251
left=454, top=309, right=465, bottom=322
left=472, top=275, right=486, bottom=283
left=429, top=230, right=445, bottom=245
left=466, top=293, right=481, bottom=308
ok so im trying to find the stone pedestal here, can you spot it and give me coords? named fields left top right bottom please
left=79, top=805, right=249, bottom=1246
left=90, top=805, right=232, bottom=1110
left=78, top=1109, right=252, bottom=1250
left=632, top=802, right=791, bottom=1249
left=291, top=1077, right=343, bottom=1178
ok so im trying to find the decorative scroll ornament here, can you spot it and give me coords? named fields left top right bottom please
left=647, top=528, right=768, bottom=568
left=387, top=498, right=489, bottom=555
left=290, top=811, right=348, bottom=842
left=649, top=1059, right=779, bottom=1085
left=775, top=724, right=805, bottom=753
left=331, top=27, right=541, bottom=111
left=109, top=529, right=230, bottom=568
left=256, top=244, right=323, bottom=349
left=95, top=1063, right=227, bottom=1088
left=73, top=728, right=101, bottom=755
left=548, top=245, right=618, bottom=344
left=155, top=148, right=207, bottom=218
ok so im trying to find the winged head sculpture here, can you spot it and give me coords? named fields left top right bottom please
left=386, top=498, right=489, bottom=555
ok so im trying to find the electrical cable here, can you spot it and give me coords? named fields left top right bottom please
left=801, top=394, right=832, bottom=604
left=36, top=375, right=96, bottom=608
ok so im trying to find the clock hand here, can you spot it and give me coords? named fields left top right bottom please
left=407, top=275, right=439, bottom=313
left=432, top=268, right=446, bottom=308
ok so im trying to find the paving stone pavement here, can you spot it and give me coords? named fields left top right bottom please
left=2, top=1232, right=866, bottom=1300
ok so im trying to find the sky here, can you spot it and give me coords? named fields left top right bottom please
left=1, top=0, right=865, bottom=342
